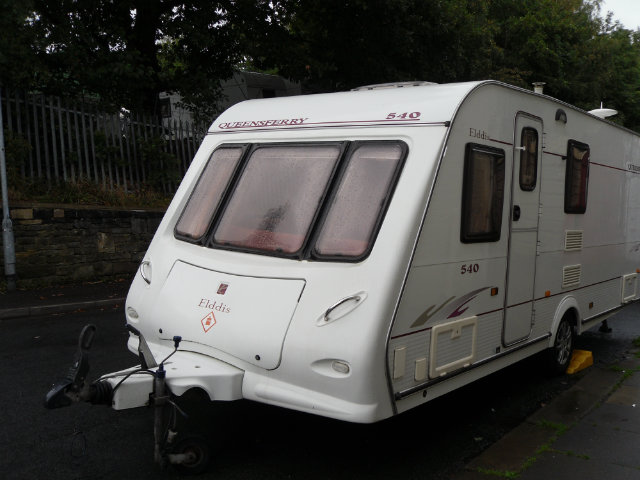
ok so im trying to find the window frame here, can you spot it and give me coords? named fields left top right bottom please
left=173, top=144, right=248, bottom=243
left=519, top=127, right=538, bottom=191
left=310, top=140, right=408, bottom=262
left=564, top=139, right=590, bottom=214
left=460, top=143, right=506, bottom=243
left=173, top=140, right=408, bottom=263
left=208, top=141, right=347, bottom=260
left=159, top=97, right=172, bottom=119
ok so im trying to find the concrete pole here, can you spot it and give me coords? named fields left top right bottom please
left=0, top=87, right=17, bottom=290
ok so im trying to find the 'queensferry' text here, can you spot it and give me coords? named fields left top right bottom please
left=218, top=118, right=309, bottom=129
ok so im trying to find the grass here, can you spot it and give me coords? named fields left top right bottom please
left=472, top=341, right=640, bottom=478
left=536, top=420, right=569, bottom=436
left=476, top=467, right=519, bottom=478
left=545, top=448, right=590, bottom=460
left=473, top=421, right=574, bottom=478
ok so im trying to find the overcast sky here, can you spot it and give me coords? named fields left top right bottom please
left=600, top=0, right=640, bottom=30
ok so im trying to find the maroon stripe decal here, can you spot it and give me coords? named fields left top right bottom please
left=391, top=276, right=622, bottom=340
left=533, top=276, right=619, bottom=301
left=217, top=119, right=448, bottom=130
left=591, top=161, right=640, bottom=174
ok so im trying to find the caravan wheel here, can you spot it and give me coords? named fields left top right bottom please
left=548, top=317, right=574, bottom=374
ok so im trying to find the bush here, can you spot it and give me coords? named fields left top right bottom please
left=8, top=177, right=172, bottom=208
left=4, top=130, right=174, bottom=208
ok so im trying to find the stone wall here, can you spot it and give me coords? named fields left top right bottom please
left=1, top=203, right=165, bottom=288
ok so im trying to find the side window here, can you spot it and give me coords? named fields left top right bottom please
left=461, top=144, right=506, bottom=243
left=519, top=127, right=538, bottom=191
left=175, top=146, right=245, bottom=241
left=564, top=140, right=590, bottom=214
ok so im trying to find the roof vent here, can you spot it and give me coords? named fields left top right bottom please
left=589, top=102, right=618, bottom=119
left=352, top=81, right=437, bottom=91
left=532, top=82, right=546, bottom=94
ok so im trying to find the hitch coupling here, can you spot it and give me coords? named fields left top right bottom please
left=44, top=324, right=113, bottom=408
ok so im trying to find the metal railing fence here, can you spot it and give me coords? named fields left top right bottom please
left=1, top=88, right=206, bottom=193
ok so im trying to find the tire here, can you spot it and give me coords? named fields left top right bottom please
left=548, top=316, right=574, bottom=374
left=169, top=434, right=211, bottom=475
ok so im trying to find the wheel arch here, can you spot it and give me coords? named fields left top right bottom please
left=549, top=296, right=581, bottom=347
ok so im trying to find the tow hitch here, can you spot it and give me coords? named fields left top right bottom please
left=44, top=324, right=113, bottom=407
left=44, top=324, right=211, bottom=474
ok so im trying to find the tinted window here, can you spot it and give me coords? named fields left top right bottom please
left=213, top=145, right=341, bottom=255
left=461, top=144, right=506, bottom=243
left=314, top=143, right=405, bottom=258
left=175, top=146, right=244, bottom=241
left=564, top=140, right=590, bottom=214
left=519, top=127, right=538, bottom=191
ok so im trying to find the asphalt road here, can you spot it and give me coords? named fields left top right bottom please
left=2, top=302, right=639, bottom=480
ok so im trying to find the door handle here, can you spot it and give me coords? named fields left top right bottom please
left=513, top=205, right=521, bottom=221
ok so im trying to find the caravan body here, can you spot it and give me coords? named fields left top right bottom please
left=119, top=81, right=640, bottom=423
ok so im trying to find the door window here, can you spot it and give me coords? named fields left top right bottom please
left=519, top=127, right=538, bottom=191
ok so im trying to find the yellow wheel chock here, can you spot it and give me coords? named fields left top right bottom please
left=566, top=350, right=593, bottom=374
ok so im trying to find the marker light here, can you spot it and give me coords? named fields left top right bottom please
left=332, top=361, right=350, bottom=374
left=127, top=307, right=139, bottom=319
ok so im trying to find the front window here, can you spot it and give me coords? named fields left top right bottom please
left=213, top=145, right=341, bottom=255
left=175, top=141, right=407, bottom=261
left=175, top=146, right=245, bottom=241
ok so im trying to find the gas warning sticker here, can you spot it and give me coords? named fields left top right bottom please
left=201, top=312, right=217, bottom=333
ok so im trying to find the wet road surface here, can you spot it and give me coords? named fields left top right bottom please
left=2, top=302, right=639, bottom=479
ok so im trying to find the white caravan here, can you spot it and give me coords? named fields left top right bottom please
left=46, top=80, right=640, bottom=470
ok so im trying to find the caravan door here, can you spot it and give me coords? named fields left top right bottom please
left=503, top=113, right=542, bottom=345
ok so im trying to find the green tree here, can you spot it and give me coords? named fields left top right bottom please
left=249, top=0, right=640, bottom=130
left=577, top=19, right=640, bottom=129
left=487, top=0, right=599, bottom=95
left=6, top=0, right=640, bottom=131
left=246, top=0, right=497, bottom=92
left=487, top=0, right=640, bottom=129
left=0, top=0, right=41, bottom=89
left=8, top=1, right=287, bottom=119
left=159, top=1, right=294, bottom=123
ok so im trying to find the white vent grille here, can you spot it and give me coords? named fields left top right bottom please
left=565, top=230, right=583, bottom=251
left=562, top=265, right=582, bottom=288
